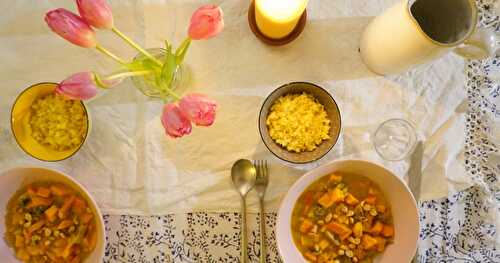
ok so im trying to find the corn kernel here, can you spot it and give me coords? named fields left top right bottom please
left=266, top=93, right=331, bottom=153
left=29, top=94, right=87, bottom=151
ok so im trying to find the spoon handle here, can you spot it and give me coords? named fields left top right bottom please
left=241, top=197, right=248, bottom=263
left=259, top=198, right=266, bottom=263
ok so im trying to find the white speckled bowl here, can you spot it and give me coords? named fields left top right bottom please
left=0, top=167, right=105, bottom=263
left=277, top=160, right=419, bottom=262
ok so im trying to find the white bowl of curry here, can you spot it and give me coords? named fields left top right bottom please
left=277, top=160, right=419, bottom=263
left=0, top=167, right=104, bottom=263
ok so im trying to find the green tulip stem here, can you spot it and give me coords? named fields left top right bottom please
left=111, top=27, right=162, bottom=66
left=95, top=44, right=127, bottom=65
left=163, top=84, right=181, bottom=100
left=167, top=90, right=181, bottom=100
left=106, top=70, right=152, bottom=80
left=156, top=79, right=181, bottom=100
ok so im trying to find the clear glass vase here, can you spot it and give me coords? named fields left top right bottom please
left=131, top=48, right=186, bottom=102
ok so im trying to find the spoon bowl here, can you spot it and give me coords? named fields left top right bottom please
left=231, top=159, right=257, bottom=196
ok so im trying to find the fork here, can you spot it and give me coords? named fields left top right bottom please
left=254, top=160, right=269, bottom=263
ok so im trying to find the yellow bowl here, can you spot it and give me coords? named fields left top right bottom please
left=10, top=82, right=90, bottom=162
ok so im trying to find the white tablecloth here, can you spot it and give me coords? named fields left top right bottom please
left=0, top=0, right=480, bottom=214
left=1, top=1, right=499, bottom=262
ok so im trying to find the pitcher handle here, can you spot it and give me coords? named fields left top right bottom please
left=453, top=28, right=500, bottom=60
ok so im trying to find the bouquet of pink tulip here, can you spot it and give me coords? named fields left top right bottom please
left=45, top=0, right=223, bottom=138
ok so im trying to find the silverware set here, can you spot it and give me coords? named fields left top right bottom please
left=231, top=159, right=269, bottom=263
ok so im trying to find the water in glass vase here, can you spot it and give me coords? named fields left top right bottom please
left=131, top=48, right=186, bottom=102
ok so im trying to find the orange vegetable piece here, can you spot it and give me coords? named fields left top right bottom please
left=28, top=220, right=45, bottom=234
left=374, top=236, right=387, bottom=252
left=326, top=222, right=352, bottom=240
left=54, top=238, right=67, bottom=248
left=27, top=245, right=43, bottom=256
left=85, top=226, right=97, bottom=251
left=27, top=187, right=37, bottom=197
left=299, top=219, right=314, bottom=233
left=62, top=243, right=74, bottom=259
left=81, top=213, right=94, bottom=224
left=72, top=197, right=87, bottom=215
left=45, top=205, right=59, bottom=222
left=354, top=246, right=367, bottom=260
left=15, top=235, right=24, bottom=248
left=303, top=192, right=314, bottom=207
left=12, top=212, right=24, bottom=225
left=50, top=185, right=71, bottom=196
left=317, top=192, right=334, bottom=208
left=362, top=234, right=379, bottom=250
left=382, top=224, right=394, bottom=237
left=318, top=239, right=330, bottom=250
left=303, top=192, right=315, bottom=214
left=331, top=188, right=345, bottom=203
left=23, top=229, right=31, bottom=241
left=69, top=255, right=81, bottom=263
left=58, top=195, right=76, bottom=219
left=376, top=204, right=386, bottom=213
left=363, top=215, right=374, bottom=231
left=370, top=221, right=384, bottom=235
left=345, top=193, right=359, bottom=206
left=364, top=195, right=377, bottom=205
left=329, top=174, right=342, bottom=183
left=47, top=251, right=58, bottom=262
left=36, top=187, right=51, bottom=198
left=16, top=249, right=30, bottom=261
left=27, top=197, right=53, bottom=208
left=52, top=245, right=65, bottom=258
left=57, top=220, right=73, bottom=230
left=304, top=252, right=317, bottom=261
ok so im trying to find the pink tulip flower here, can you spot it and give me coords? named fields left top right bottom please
left=161, top=103, right=192, bottom=138
left=56, top=72, right=98, bottom=100
left=45, top=8, right=97, bottom=48
left=188, top=5, right=224, bottom=40
left=179, top=94, right=217, bottom=126
left=77, top=0, right=114, bottom=29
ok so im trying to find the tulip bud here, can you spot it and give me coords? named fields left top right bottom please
left=45, top=8, right=97, bottom=48
left=161, top=103, right=192, bottom=138
left=77, top=0, right=114, bottom=29
left=56, top=72, right=98, bottom=100
left=188, top=5, right=224, bottom=40
left=179, top=93, right=217, bottom=126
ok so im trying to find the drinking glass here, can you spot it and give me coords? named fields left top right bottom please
left=373, top=119, right=417, bottom=161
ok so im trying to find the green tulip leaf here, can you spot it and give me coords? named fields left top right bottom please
left=175, top=37, right=191, bottom=65
left=142, top=59, right=159, bottom=71
left=160, top=44, right=177, bottom=88
left=126, top=55, right=162, bottom=74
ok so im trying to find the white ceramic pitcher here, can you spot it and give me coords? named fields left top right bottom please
left=360, top=0, right=500, bottom=75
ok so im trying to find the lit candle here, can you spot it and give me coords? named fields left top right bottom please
left=255, top=0, right=308, bottom=39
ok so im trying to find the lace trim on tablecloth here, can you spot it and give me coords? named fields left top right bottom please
left=416, top=1, right=500, bottom=262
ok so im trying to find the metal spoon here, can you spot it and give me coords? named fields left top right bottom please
left=231, top=159, right=257, bottom=263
